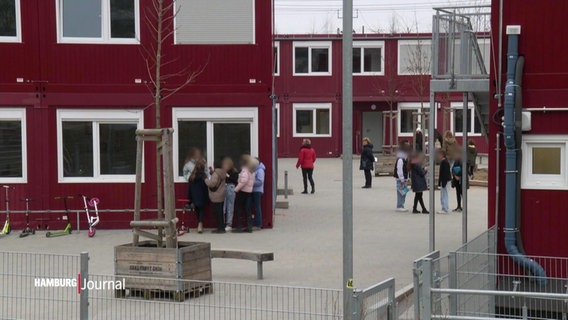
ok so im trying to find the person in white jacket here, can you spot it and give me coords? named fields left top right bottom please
left=234, top=155, right=255, bottom=233
left=394, top=141, right=410, bottom=212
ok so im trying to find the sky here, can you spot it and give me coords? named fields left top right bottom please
left=275, top=0, right=490, bottom=34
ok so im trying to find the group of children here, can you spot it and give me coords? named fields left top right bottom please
left=396, top=132, right=478, bottom=214
left=183, top=148, right=265, bottom=233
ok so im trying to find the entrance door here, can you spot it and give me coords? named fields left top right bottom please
left=362, top=112, right=383, bottom=152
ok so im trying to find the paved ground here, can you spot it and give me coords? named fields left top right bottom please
left=1, top=158, right=488, bottom=291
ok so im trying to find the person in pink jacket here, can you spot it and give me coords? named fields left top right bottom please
left=234, top=155, right=256, bottom=233
left=296, top=139, right=316, bottom=194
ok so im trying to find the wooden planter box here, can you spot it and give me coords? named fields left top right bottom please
left=114, top=241, right=212, bottom=301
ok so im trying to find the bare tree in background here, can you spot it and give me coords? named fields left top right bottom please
left=141, top=0, right=204, bottom=220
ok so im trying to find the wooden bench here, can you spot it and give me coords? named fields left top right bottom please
left=210, top=250, right=274, bottom=280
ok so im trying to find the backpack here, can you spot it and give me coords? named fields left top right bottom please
left=393, top=158, right=408, bottom=179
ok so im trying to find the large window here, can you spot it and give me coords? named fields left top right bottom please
left=57, top=0, right=139, bottom=43
left=451, top=103, right=482, bottom=136
left=398, top=40, right=432, bottom=75
left=173, top=108, right=258, bottom=181
left=522, top=135, right=568, bottom=190
left=175, top=0, right=255, bottom=44
left=0, top=109, right=26, bottom=183
left=353, top=41, right=384, bottom=75
left=293, top=103, right=331, bottom=137
left=398, top=103, right=432, bottom=136
left=57, top=110, right=143, bottom=182
left=293, top=42, right=332, bottom=76
left=0, top=0, right=21, bottom=42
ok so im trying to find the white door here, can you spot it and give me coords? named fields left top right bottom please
left=362, top=112, right=383, bottom=152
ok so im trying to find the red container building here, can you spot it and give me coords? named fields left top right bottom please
left=0, top=0, right=274, bottom=229
left=274, top=33, right=491, bottom=158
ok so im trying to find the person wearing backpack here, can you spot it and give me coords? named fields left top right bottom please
left=205, top=160, right=227, bottom=233
left=394, top=141, right=410, bottom=212
left=360, top=137, right=375, bottom=188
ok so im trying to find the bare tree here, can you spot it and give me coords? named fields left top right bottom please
left=141, top=0, right=204, bottom=219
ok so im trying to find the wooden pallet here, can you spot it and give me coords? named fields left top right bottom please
left=115, top=283, right=213, bottom=302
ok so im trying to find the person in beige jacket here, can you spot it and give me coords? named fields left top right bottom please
left=205, top=160, right=227, bottom=234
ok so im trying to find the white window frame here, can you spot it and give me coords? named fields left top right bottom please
left=274, top=41, right=280, bottom=76
left=397, top=102, right=436, bottom=137
left=292, top=103, right=332, bottom=138
left=0, top=108, right=27, bottom=183
left=275, top=103, right=280, bottom=137
left=0, top=0, right=21, bottom=43
left=353, top=41, right=385, bottom=76
left=450, top=102, right=482, bottom=137
left=397, top=39, right=432, bottom=75
left=522, top=135, right=568, bottom=190
left=172, top=107, right=259, bottom=182
left=55, top=0, right=140, bottom=44
left=292, top=41, right=332, bottom=76
left=57, top=109, right=144, bottom=183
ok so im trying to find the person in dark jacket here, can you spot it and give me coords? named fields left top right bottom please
left=466, top=140, right=478, bottom=179
left=360, top=137, right=375, bottom=188
left=451, top=154, right=469, bottom=212
left=188, top=159, right=209, bottom=233
left=415, top=129, right=423, bottom=152
left=437, top=150, right=452, bottom=214
left=296, top=139, right=316, bottom=194
left=409, top=152, right=429, bottom=214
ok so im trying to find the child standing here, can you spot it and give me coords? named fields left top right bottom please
left=222, top=157, right=239, bottom=232
left=409, top=153, right=429, bottom=214
left=437, top=150, right=452, bottom=214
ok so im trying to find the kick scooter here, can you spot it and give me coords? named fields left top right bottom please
left=79, top=194, right=100, bottom=237
left=176, top=199, right=191, bottom=236
left=46, top=196, right=73, bottom=238
left=19, top=198, right=35, bottom=237
left=0, top=185, right=14, bottom=236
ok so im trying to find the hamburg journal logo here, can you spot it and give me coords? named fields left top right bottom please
left=34, top=275, right=125, bottom=294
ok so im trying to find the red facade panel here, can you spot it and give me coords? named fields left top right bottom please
left=0, top=0, right=274, bottom=229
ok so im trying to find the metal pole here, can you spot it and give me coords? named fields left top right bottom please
left=428, top=91, right=436, bottom=252
left=462, top=93, right=468, bottom=244
left=422, top=259, right=433, bottom=320
left=80, top=252, right=89, bottom=320
left=272, top=94, right=278, bottom=214
left=284, top=170, right=288, bottom=199
left=342, top=0, right=354, bottom=319
left=76, top=211, right=80, bottom=233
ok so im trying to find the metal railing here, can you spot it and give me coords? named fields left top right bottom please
left=415, top=227, right=568, bottom=319
left=352, top=277, right=396, bottom=320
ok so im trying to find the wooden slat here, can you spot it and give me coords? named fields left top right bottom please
left=211, top=250, right=274, bottom=262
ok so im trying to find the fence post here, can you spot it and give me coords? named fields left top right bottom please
left=422, top=259, right=432, bottom=320
left=413, top=261, right=421, bottom=320
left=284, top=171, right=288, bottom=199
left=351, top=289, right=361, bottom=320
left=448, top=252, right=457, bottom=316
left=388, top=279, right=397, bottom=320
left=80, top=252, right=89, bottom=320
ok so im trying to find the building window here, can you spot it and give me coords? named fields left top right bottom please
left=173, top=108, right=258, bottom=181
left=522, top=136, right=568, bottom=190
left=57, top=0, right=139, bottom=44
left=274, top=42, right=280, bottom=76
left=57, top=110, right=143, bottom=183
left=0, top=0, right=21, bottom=42
left=175, top=0, right=255, bottom=44
left=293, top=103, right=331, bottom=137
left=398, top=103, right=432, bottom=136
left=353, top=41, right=384, bottom=75
left=451, top=103, right=482, bottom=136
left=398, top=40, right=432, bottom=75
left=0, top=109, right=26, bottom=183
left=293, top=42, right=332, bottom=76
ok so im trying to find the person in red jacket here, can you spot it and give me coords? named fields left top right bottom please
left=296, top=139, right=316, bottom=194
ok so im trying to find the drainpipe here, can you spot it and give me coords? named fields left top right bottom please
left=503, top=28, right=547, bottom=286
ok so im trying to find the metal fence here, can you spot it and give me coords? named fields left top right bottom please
left=352, top=277, right=396, bottom=320
left=0, top=250, right=400, bottom=320
left=415, top=227, right=568, bottom=319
